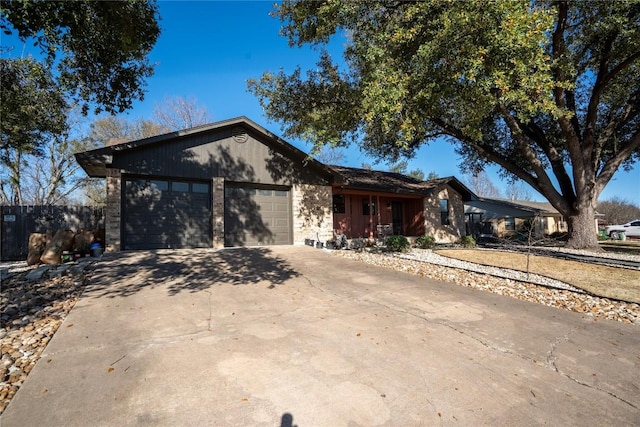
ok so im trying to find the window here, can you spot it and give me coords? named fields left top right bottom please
left=274, top=190, right=288, bottom=197
left=362, top=199, right=376, bottom=215
left=150, top=180, right=169, bottom=191
left=258, top=189, right=273, bottom=196
left=192, top=183, right=209, bottom=193
left=440, top=199, right=449, bottom=225
left=504, top=217, right=516, bottom=231
left=172, top=181, right=189, bottom=192
left=333, top=195, right=345, bottom=214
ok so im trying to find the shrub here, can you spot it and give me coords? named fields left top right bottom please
left=415, top=235, right=436, bottom=249
left=385, top=235, right=410, bottom=252
left=459, top=235, right=477, bottom=248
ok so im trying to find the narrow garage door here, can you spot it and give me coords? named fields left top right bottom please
left=224, top=186, right=292, bottom=246
left=123, top=178, right=211, bottom=250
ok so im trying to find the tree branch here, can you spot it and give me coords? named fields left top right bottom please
left=551, top=1, right=583, bottom=170
left=431, top=116, right=567, bottom=208
left=518, top=119, right=575, bottom=200
left=494, top=105, right=570, bottom=212
left=596, top=131, right=640, bottom=196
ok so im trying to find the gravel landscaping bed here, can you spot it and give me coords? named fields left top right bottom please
left=331, top=249, right=640, bottom=325
left=0, top=261, right=95, bottom=414
left=1, top=247, right=638, bottom=414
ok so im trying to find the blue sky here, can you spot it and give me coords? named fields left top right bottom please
left=5, top=0, right=639, bottom=204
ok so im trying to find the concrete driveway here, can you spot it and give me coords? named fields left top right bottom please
left=2, top=246, right=639, bottom=426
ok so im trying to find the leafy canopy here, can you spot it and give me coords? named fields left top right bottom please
left=0, top=57, right=67, bottom=155
left=248, top=0, right=640, bottom=220
left=1, top=0, right=160, bottom=115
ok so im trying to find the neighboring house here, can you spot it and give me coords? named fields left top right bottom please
left=464, top=197, right=569, bottom=238
left=75, top=117, right=476, bottom=251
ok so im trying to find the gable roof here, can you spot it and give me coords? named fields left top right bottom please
left=75, top=116, right=477, bottom=201
left=329, top=165, right=477, bottom=201
left=329, top=165, right=424, bottom=193
left=75, top=116, right=333, bottom=179
left=480, top=197, right=558, bottom=213
left=465, top=197, right=562, bottom=219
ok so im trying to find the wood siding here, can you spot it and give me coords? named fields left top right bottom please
left=332, top=192, right=424, bottom=238
left=111, top=126, right=328, bottom=186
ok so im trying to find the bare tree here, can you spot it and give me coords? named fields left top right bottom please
left=82, top=178, right=107, bottom=207
left=464, top=171, right=502, bottom=198
left=89, top=116, right=167, bottom=146
left=21, top=135, right=96, bottom=205
left=505, top=180, right=533, bottom=201
left=597, top=197, right=640, bottom=224
left=0, top=148, right=25, bottom=204
left=153, top=96, right=211, bottom=131
left=313, top=145, right=346, bottom=165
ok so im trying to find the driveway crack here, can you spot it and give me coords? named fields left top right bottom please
left=361, top=297, right=533, bottom=363
left=545, top=326, right=578, bottom=372
left=545, top=326, right=639, bottom=410
left=559, top=371, right=639, bottom=410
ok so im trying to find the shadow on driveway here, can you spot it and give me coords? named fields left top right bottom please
left=88, top=247, right=300, bottom=298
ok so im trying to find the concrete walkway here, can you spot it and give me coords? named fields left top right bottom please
left=2, top=246, right=639, bottom=426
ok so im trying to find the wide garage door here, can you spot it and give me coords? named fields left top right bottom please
left=123, top=178, right=211, bottom=250
left=224, top=185, right=292, bottom=246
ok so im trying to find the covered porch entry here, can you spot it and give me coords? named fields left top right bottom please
left=332, top=190, right=425, bottom=239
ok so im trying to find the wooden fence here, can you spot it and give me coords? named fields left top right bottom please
left=0, top=205, right=105, bottom=261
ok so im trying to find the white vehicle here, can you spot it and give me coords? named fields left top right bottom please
left=605, top=220, right=640, bottom=238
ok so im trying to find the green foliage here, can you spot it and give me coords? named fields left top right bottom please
left=385, top=235, right=410, bottom=252
left=249, top=0, right=640, bottom=249
left=415, top=235, right=436, bottom=249
left=459, top=236, right=477, bottom=248
left=1, top=0, right=160, bottom=115
left=408, top=169, right=425, bottom=181
left=0, top=58, right=68, bottom=204
left=387, top=160, right=426, bottom=181
left=0, top=58, right=67, bottom=155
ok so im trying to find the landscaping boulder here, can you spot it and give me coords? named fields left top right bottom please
left=40, top=230, right=75, bottom=264
left=27, top=233, right=47, bottom=265
left=72, top=230, right=95, bottom=253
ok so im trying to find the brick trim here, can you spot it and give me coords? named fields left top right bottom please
left=105, top=169, right=122, bottom=252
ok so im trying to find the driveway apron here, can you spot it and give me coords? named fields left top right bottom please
left=2, top=246, right=639, bottom=426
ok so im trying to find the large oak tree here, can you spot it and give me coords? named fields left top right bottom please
left=1, top=0, right=160, bottom=205
left=248, top=0, right=640, bottom=249
left=1, top=0, right=160, bottom=153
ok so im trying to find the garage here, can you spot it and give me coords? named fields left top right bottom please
left=224, top=185, right=292, bottom=246
left=75, top=117, right=334, bottom=252
left=123, top=177, right=212, bottom=250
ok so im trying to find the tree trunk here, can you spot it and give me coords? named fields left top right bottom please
left=565, top=203, right=601, bottom=250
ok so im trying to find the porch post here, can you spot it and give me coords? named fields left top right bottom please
left=369, top=194, right=373, bottom=238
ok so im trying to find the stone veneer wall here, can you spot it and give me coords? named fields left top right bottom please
left=291, top=184, right=333, bottom=245
left=105, top=168, right=122, bottom=252
left=423, top=185, right=465, bottom=243
left=212, top=177, right=225, bottom=249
